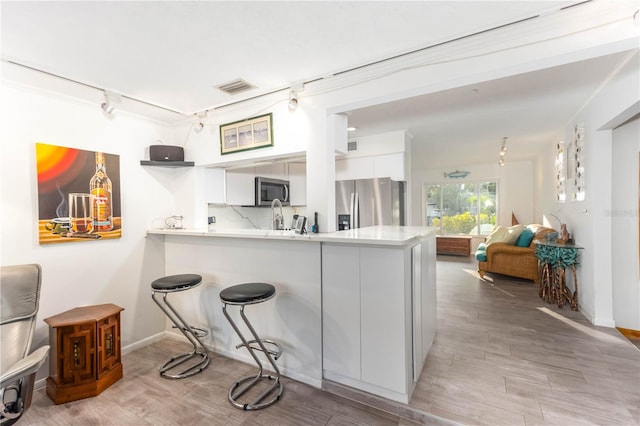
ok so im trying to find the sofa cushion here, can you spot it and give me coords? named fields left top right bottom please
left=485, top=224, right=524, bottom=246
left=515, top=228, right=535, bottom=247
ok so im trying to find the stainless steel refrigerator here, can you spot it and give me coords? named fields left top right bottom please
left=336, top=178, right=405, bottom=230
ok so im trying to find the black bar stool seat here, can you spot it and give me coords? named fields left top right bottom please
left=152, top=273, right=202, bottom=292
left=151, top=273, right=210, bottom=379
left=220, top=282, right=283, bottom=410
left=220, top=282, right=276, bottom=305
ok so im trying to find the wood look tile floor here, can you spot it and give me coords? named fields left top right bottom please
left=20, top=338, right=416, bottom=426
left=20, top=256, right=639, bottom=425
left=409, top=256, right=640, bottom=426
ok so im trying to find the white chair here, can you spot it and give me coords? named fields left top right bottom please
left=1, top=264, right=50, bottom=425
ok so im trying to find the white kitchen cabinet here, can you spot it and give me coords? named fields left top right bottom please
left=225, top=168, right=255, bottom=206
left=336, top=153, right=406, bottom=182
left=360, top=247, right=408, bottom=394
left=374, top=152, right=406, bottom=181
left=321, top=245, right=360, bottom=379
left=335, top=157, right=374, bottom=181
left=288, top=162, right=306, bottom=206
left=322, top=240, right=434, bottom=403
left=254, top=163, right=286, bottom=179
left=205, top=167, right=226, bottom=204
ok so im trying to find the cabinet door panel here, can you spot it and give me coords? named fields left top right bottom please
left=322, top=244, right=361, bottom=380
left=205, top=168, right=226, bottom=204
left=374, top=152, right=405, bottom=181
left=335, top=157, right=374, bottom=181
left=59, top=323, right=95, bottom=385
left=288, top=163, right=306, bottom=206
left=225, top=170, right=255, bottom=206
left=422, top=237, right=437, bottom=358
left=360, top=247, right=407, bottom=393
left=97, top=314, right=121, bottom=377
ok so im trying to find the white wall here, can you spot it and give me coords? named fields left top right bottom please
left=411, top=159, right=534, bottom=228
left=612, top=117, right=640, bottom=330
left=536, top=50, right=640, bottom=327
left=0, top=82, right=182, bottom=378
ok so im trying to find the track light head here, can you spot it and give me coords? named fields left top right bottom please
left=101, top=101, right=114, bottom=115
left=100, top=91, right=120, bottom=116
left=193, top=111, right=207, bottom=132
left=288, top=90, right=298, bottom=111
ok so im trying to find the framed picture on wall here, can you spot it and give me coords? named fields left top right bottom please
left=220, top=113, right=273, bottom=155
left=35, top=143, right=122, bottom=244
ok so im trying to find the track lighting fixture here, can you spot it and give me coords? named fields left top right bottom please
left=100, top=91, right=121, bottom=116
left=101, top=91, right=114, bottom=115
left=194, top=111, right=207, bottom=132
left=288, top=90, right=298, bottom=111
left=498, top=137, right=507, bottom=166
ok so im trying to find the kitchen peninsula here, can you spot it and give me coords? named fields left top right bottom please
left=146, top=225, right=436, bottom=404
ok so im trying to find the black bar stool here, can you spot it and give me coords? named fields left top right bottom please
left=151, top=273, right=210, bottom=379
left=220, top=282, right=283, bottom=410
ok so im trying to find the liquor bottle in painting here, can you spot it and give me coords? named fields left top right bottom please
left=90, top=152, right=113, bottom=231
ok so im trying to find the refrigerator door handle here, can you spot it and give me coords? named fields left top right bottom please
left=353, top=192, right=360, bottom=229
left=349, top=192, right=354, bottom=229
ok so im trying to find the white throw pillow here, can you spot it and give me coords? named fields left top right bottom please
left=504, top=224, right=525, bottom=245
left=485, top=224, right=524, bottom=245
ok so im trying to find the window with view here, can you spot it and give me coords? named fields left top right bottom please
left=424, top=182, right=497, bottom=236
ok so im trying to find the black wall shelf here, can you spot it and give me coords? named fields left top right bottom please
left=140, top=160, right=194, bottom=167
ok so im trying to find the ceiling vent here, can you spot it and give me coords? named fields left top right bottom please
left=347, top=139, right=358, bottom=152
left=216, top=78, right=255, bottom=95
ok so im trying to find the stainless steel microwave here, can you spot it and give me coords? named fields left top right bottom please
left=255, top=177, right=290, bottom=206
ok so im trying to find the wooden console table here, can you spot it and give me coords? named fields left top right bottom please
left=534, top=241, right=583, bottom=310
left=44, top=304, right=124, bottom=404
left=436, top=235, right=472, bottom=256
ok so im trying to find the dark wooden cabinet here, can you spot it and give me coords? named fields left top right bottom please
left=44, top=304, right=124, bottom=404
left=436, top=235, right=472, bottom=256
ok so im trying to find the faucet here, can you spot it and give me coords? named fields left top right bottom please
left=271, top=198, right=284, bottom=230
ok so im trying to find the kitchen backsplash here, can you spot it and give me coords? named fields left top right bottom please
left=208, top=205, right=307, bottom=230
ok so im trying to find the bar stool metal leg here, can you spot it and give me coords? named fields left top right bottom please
left=152, top=292, right=210, bottom=379
left=220, top=282, right=284, bottom=410
left=151, top=273, right=210, bottom=379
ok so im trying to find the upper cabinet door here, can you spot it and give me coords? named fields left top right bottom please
left=225, top=169, right=255, bottom=206
left=205, top=168, right=226, bottom=204
left=288, top=163, right=306, bottom=206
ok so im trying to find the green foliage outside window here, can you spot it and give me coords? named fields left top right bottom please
left=431, top=212, right=495, bottom=235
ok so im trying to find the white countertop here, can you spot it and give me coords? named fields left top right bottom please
left=147, top=225, right=436, bottom=246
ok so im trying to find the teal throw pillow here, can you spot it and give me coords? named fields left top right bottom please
left=475, top=243, right=488, bottom=261
left=515, top=228, right=535, bottom=247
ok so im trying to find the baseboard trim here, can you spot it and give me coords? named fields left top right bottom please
left=122, top=331, right=166, bottom=354
left=617, top=327, right=640, bottom=339
left=593, top=316, right=616, bottom=328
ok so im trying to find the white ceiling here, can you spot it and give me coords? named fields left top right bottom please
left=347, top=52, right=630, bottom=167
left=1, top=1, right=637, bottom=166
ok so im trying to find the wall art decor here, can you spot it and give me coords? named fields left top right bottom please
left=36, top=143, right=122, bottom=244
left=555, top=141, right=566, bottom=203
left=220, top=113, right=273, bottom=155
left=570, top=123, right=585, bottom=201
